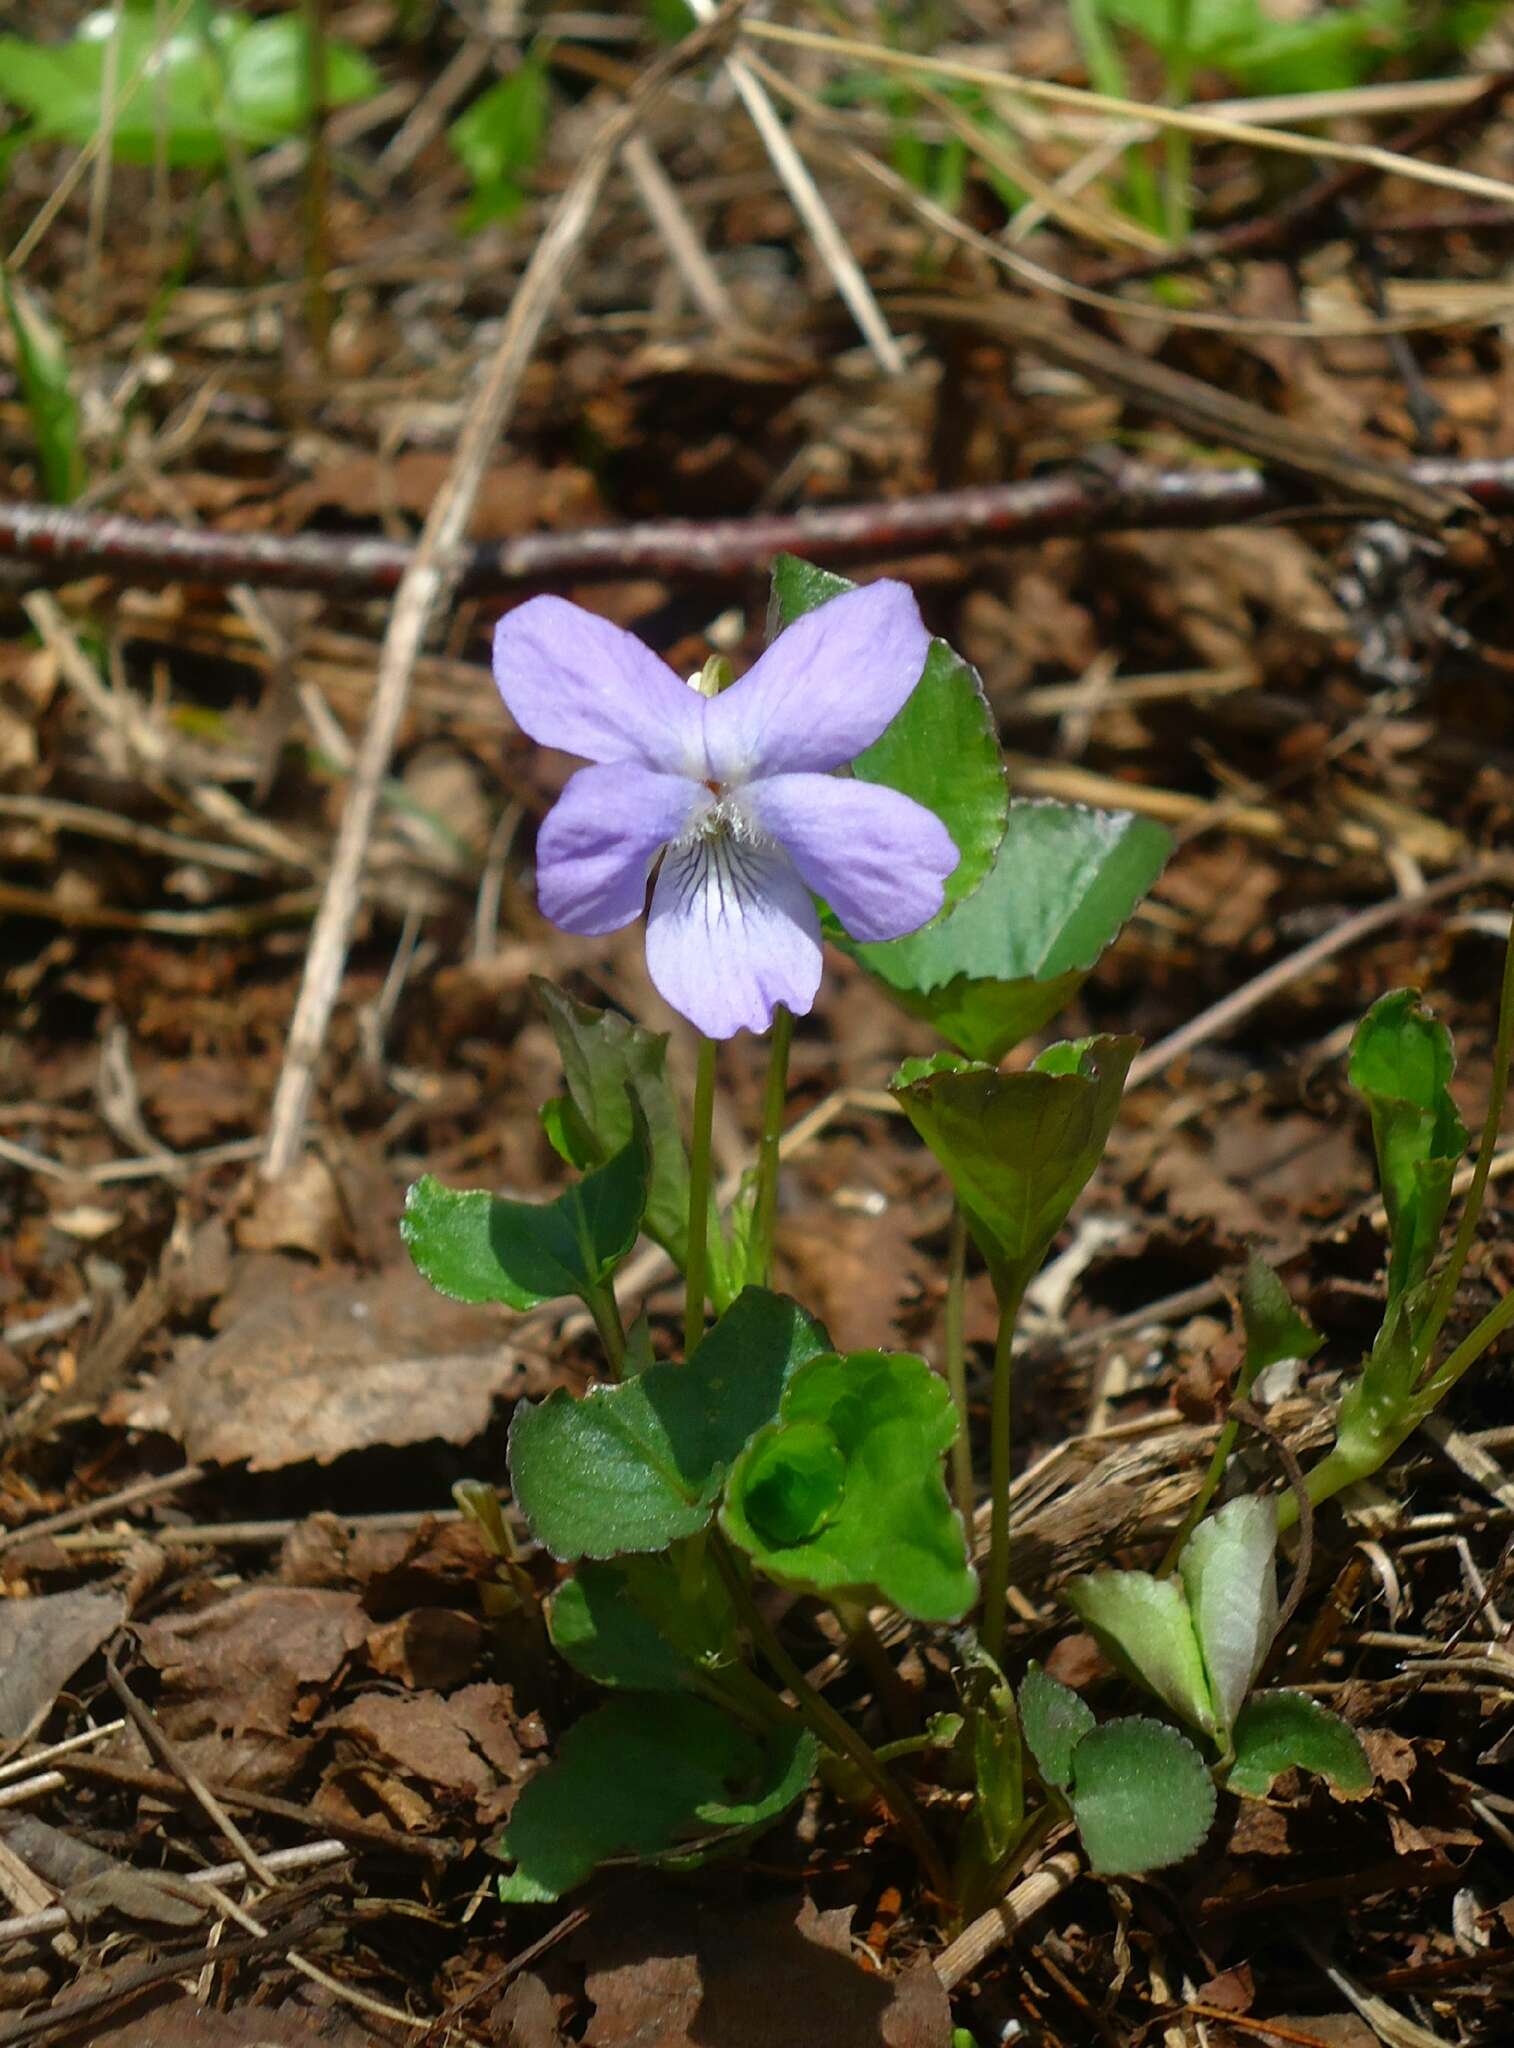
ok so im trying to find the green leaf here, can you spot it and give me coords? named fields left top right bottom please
left=1229, top=1691, right=1373, bottom=1799
left=1239, top=1253, right=1321, bottom=1389
left=1064, top=1569, right=1215, bottom=1738
left=1349, top=989, right=1467, bottom=1301
left=533, top=979, right=701, bottom=1271
left=0, top=271, right=82, bottom=503
left=1018, top=1662, right=1095, bottom=1793
left=767, top=554, right=1007, bottom=915
left=956, top=1640, right=1023, bottom=1866
left=510, top=1288, right=827, bottom=1559
left=1179, top=1497, right=1278, bottom=1739
left=548, top=1553, right=735, bottom=1692
left=857, top=802, right=1171, bottom=1062
left=401, top=1106, right=649, bottom=1312
left=721, top=1349, right=976, bottom=1622
left=450, top=50, right=549, bottom=228
left=0, top=10, right=377, bottom=166
left=494, top=1694, right=816, bottom=1902
left=892, top=1035, right=1138, bottom=1302
left=1067, top=1717, right=1217, bottom=1875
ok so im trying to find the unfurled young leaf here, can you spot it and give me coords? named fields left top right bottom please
left=768, top=554, right=1007, bottom=915
left=510, top=1288, right=827, bottom=1560
left=494, top=1694, right=816, bottom=1902
left=891, top=1035, right=1137, bottom=1303
left=1179, top=1497, right=1279, bottom=1739
left=721, top=1349, right=976, bottom=1622
left=1018, top=1662, right=1095, bottom=1793
left=1064, top=1568, right=1216, bottom=1738
left=401, top=1102, right=649, bottom=1312
left=857, top=802, right=1171, bottom=1062
left=1066, top=1717, right=1217, bottom=1875
left=956, top=1640, right=1024, bottom=1867
left=1349, top=989, right=1467, bottom=1300
left=1228, top=1690, right=1373, bottom=1799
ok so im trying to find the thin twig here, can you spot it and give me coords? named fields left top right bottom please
left=4, top=455, right=1512, bottom=600
left=934, top=1847, right=1081, bottom=1989
left=261, top=1, right=750, bottom=1180
left=0, top=1841, right=350, bottom=1945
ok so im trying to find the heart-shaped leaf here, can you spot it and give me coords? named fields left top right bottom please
left=1018, top=1662, right=1095, bottom=1793
left=855, top=801, right=1171, bottom=1062
left=1064, top=1569, right=1216, bottom=1738
left=510, top=1288, right=827, bottom=1559
left=721, top=1349, right=977, bottom=1622
left=401, top=1103, right=650, bottom=1312
left=494, top=1694, right=816, bottom=1902
left=1066, top=1717, right=1217, bottom=1875
left=768, top=554, right=1007, bottom=914
left=1179, top=1497, right=1279, bottom=1739
left=892, top=1035, right=1138, bottom=1303
left=1349, top=990, right=1467, bottom=1301
left=548, top=1553, right=736, bottom=1692
left=1228, top=1690, right=1373, bottom=1799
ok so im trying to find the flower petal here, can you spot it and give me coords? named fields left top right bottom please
left=645, top=835, right=822, bottom=1038
left=536, top=764, right=702, bottom=936
left=748, top=774, right=958, bottom=942
left=703, top=582, right=931, bottom=780
left=493, top=595, right=707, bottom=773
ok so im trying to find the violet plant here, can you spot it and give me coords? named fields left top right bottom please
left=398, top=558, right=1510, bottom=1921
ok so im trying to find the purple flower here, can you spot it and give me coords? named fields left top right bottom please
left=492, top=583, right=958, bottom=1038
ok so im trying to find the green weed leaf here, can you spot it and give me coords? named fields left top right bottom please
left=449, top=49, right=550, bottom=229
left=494, top=1694, right=816, bottom=1902
left=0, top=272, right=82, bottom=503
left=721, top=1350, right=976, bottom=1622
left=768, top=555, right=1007, bottom=914
left=401, top=1105, right=649, bottom=1312
left=1229, top=1690, right=1373, bottom=1799
left=1240, top=1253, right=1322, bottom=1385
left=1018, top=1662, right=1094, bottom=1793
left=1067, top=1717, right=1217, bottom=1875
left=548, top=1553, right=735, bottom=1692
left=1349, top=989, right=1467, bottom=1300
left=510, top=1288, right=827, bottom=1559
left=859, top=801, right=1171, bottom=1062
left=1179, top=1497, right=1278, bottom=1739
left=1065, top=1569, right=1215, bottom=1738
left=0, top=10, right=377, bottom=165
left=892, top=1035, right=1137, bottom=1302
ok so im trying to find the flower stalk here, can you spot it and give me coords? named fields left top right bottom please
left=684, top=1035, right=719, bottom=1357
left=980, top=1277, right=1027, bottom=1668
left=748, top=1004, right=795, bottom=1289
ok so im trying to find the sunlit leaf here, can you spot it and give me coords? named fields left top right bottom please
left=1018, top=1662, right=1095, bottom=1793
left=858, top=802, right=1170, bottom=1062
left=1229, top=1690, right=1373, bottom=1799
left=721, top=1349, right=976, bottom=1622
left=510, top=1288, right=827, bottom=1559
left=1067, top=1717, right=1217, bottom=1875
left=892, top=1035, right=1137, bottom=1302
left=1349, top=989, right=1467, bottom=1301
left=494, top=1694, right=816, bottom=1902
left=401, top=1105, right=649, bottom=1312
left=548, top=1552, right=735, bottom=1692
left=1179, top=1497, right=1278, bottom=1738
left=1064, top=1569, right=1215, bottom=1738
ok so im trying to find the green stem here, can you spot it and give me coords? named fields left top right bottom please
left=836, top=1603, right=917, bottom=1739
left=684, top=1035, right=718, bottom=1358
left=1414, top=909, right=1514, bottom=1370
left=1417, top=1276, right=1514, bottom=1412
left=944, top=1205, right=974, bottom=1530
left=711, top=1538, right=953, bottom=1901
left=748, top=1005, right=795, bottom=1289
left=583, top=1280, right=626, bottom=1377
left=981, top=1278, right=1027, bottom=1668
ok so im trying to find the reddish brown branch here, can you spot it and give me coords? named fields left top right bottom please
left=1, top=456, right=1512, bottom=601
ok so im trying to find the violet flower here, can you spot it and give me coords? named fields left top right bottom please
left=492, top=583, right=958, bottom=1038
